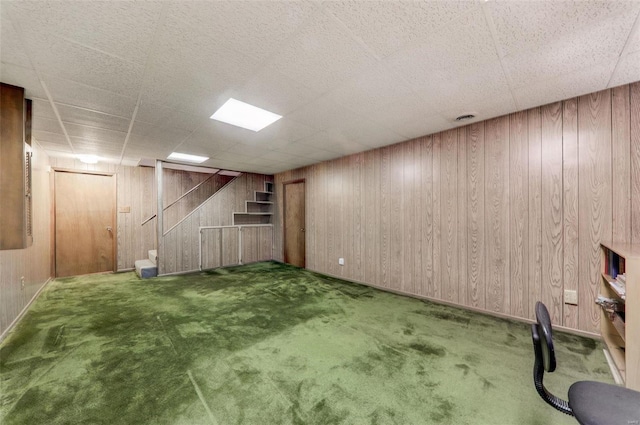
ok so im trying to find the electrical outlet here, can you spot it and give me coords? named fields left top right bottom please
left=338, top=258, right=345, bottom=266
left=20, top=276, right=25, bottom=290
left=564, top=289, right=578, bottom=305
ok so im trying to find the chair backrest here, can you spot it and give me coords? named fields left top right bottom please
left=534, top=301, right=557, bottom=373
left=531, top=301, right=573, bottom=416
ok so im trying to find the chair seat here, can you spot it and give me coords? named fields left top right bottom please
left=569, top=381, right=640, bottom=425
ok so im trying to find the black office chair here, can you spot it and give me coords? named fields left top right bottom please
left=531, top=301, right=640, bottom=425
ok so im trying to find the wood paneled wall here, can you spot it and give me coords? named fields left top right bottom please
left=274, top=82, right=640, bottom=334
left=0, top=143, right=51, bottom=337
left=160, top=173, right=272, bottom=275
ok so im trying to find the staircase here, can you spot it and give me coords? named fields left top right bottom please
left=135, top=250, right=158, bottom=279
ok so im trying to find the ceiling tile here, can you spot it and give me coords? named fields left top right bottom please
left=513, top=60, right=616, bottom=111
left=413, top=61, right=515, bottom=117
left=323, top=62, right=416, bottom=117
left=355, top=95, right=442, bottom=139
left=32, top=117, right=64, bottom=134
left=295, top=131, right=370, bottom=155
left=43, top=75, right=137, bottom=117
left=503, top=13, right=633, bottom=89
left=241, top=119, right=318, bottom=150
left=488, top=0, right=640, bottom=57
left=609, top=51, right=640, bottom=88
left=32, top=131, right=69, bottom=147
left=57, top=104, right=131, bottom=133
left=234, top=67, right=321, bottom=116
left=166, top=1, right=316, bottom=62
left=322, top=0, right=477, bottom=59
left=36, top=140, right=70, bottom=152
left=135, top=102, right=205, bottom=132
left=23, top=32, right=145, bottom=96
left=130, top=121, right=192, bottom=148
left=385, top=6, right=498, bottom=90
left=1, top=12, right=31, bottom=68
left=626, top=19, right=640, bottom=55
left=0, top=63, right=47, bottom=99
left=265, top=10, right=378, bottom=94
left=6, top=0, right=164, bottom=65
left=141, top=14, right=261, bottom=113
left=65, top=123, right=127, bottom=146
left=287, top=96, right=371, bottom=132
left=124, top=142, right=174, bottom=159
left=274, top=142, right=338, bottom=162
left=31, top=98, right=57, bottom=120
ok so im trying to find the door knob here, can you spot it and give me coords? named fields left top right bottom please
left=301, top=228, right=305, bottom=232
left=106, top=226, right=113, bottom=232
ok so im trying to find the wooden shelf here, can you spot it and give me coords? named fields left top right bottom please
left=599, top=242, right=639, bottom=391
left=602, top=273, right=627, bottom=299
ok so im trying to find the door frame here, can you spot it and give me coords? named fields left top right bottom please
left=282, top=178, right=305, bottom=267
left=52, top=168, right=117, bottom=277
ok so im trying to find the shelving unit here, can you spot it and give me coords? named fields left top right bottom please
left=599, top=241, right=640, bottom=391
left=232, top=182, right=273, bottom=225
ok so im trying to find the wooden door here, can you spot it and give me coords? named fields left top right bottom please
left=55, top=171, right=115, bottom=277
left=284, top=180, right=305, bottom=268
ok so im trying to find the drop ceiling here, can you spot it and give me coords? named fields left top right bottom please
left=1, top=1, right=639, bottom=174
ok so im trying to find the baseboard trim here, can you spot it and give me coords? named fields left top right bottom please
left=305, top=266, right=600, bottom=340
left=0, top=277, right=53, bottom=343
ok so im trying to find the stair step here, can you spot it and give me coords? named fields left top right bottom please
left=135, top=259, right=158, bottom=279
left=148, top=249, right=158, bottom=265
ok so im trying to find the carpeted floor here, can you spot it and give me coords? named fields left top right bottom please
left=0, top=261, right=613, bottom=424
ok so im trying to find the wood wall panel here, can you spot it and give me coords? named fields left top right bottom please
left=612, top=85, right=631, bottom=243
left=432, top=134, right=441, bottom=299
left=467, top=124, right=485, bottom=309
left=629, top=82, right=640, bottom=245
left=527, top=107, right=543, bottom=321
left=0, top=143, right=51, bottom=337
left=441, top=129, right=458, bottom=303
left=541, top=102, right=564, bottom=323
left=272, top=82, right=640, bottom=334
left=390, top=144, right=403, bottom=291
left=420, top=136, right=433, bottom=298
left=380, top=147, right=391, bottom=288
left=484, top=116, right=510, bottom=314
left=562, top=98, right=579, bottom=329
left=403, top=142, right=416, bottom=294
left=509, top=111, right=528, bottom=319
left=457, top=129, right=468, bottom=307
left=578, top=90, right=612, bottom=332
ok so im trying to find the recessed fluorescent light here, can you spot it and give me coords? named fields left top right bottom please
left=167, top=152, right=209, bottom=164
left=210, top=98, right=282, bottom=132
left=77, top=154, right=99, bottom=164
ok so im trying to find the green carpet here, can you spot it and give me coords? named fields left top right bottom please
left=0, top=261, right=613, bottom=424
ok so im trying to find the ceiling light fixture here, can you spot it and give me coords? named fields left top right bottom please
left=77, top=154, right=99, bottom=164
left=210, top=98, right=282, bottom=132
left=455, top=114, right=476, bottom=122
left=167, top=152, right=209, bottom=164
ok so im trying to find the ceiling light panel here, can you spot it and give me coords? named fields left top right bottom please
left=167, top=152, right=209, bottom=163
left=210, top=98, right=282, bottom=132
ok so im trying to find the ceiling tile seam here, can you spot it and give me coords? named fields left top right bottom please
left=51, top=33, right=145, bottom=68
left=39, top=80, right=77, bottom=155
left=4, top=8, right=78, bottom=155
left=168, top=122, right=208, bottom=155
left=607, top=8, right=640, bottom=88
left=27, top=96, right=132, bottom=120
left=320, top=7, right=381, bottom=62
left=480, top=1, right=520, bottom=111
left=227, top=5, right=326, bottom=106
left=118, top=2, right=171, bottom=168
